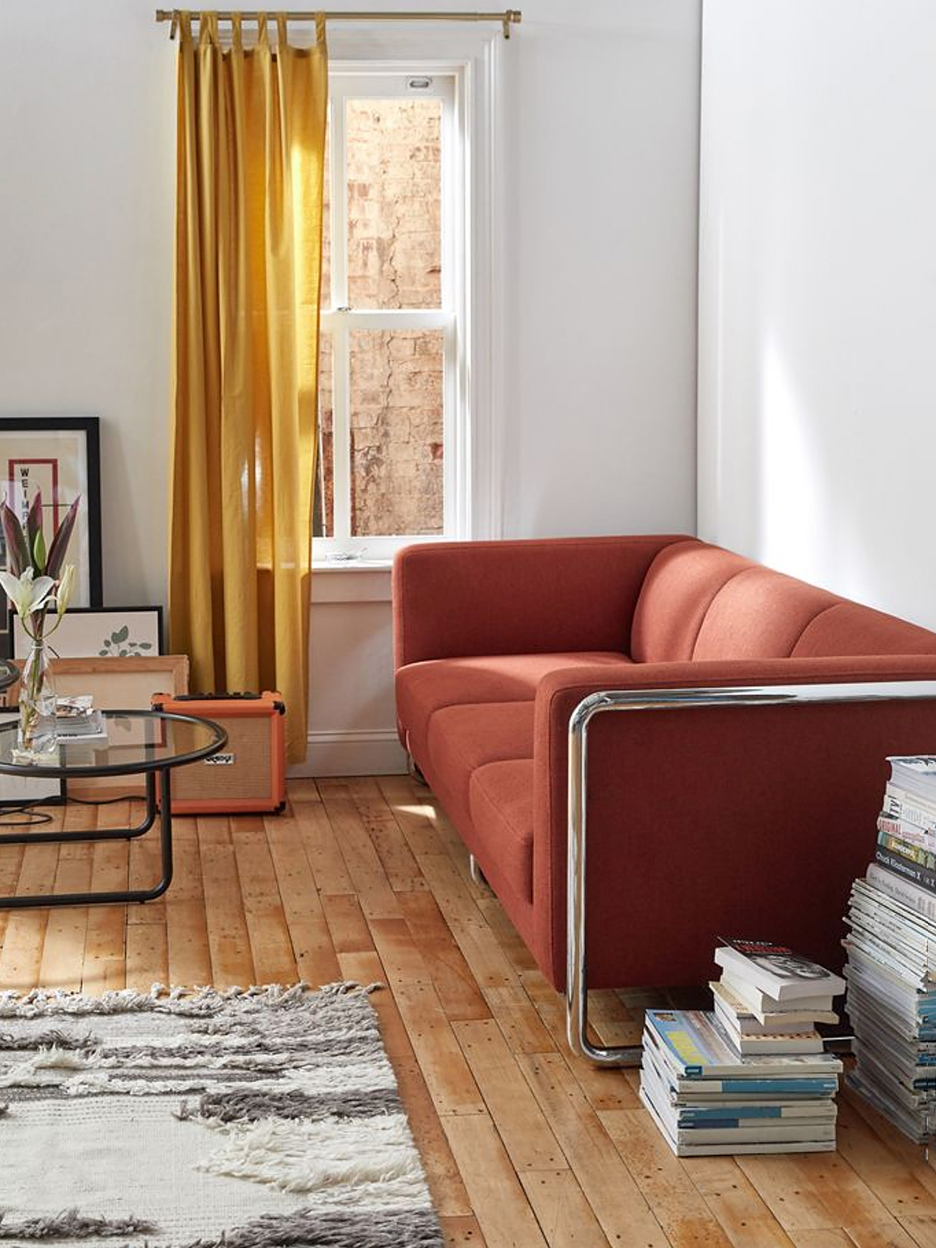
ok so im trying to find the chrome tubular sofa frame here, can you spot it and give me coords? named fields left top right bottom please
left=566, top=679, right=936, bottom=1065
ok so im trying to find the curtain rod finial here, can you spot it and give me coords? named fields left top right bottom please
left=503, top=10, right=522, bottom=39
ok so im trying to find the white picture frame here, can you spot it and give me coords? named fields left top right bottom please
left=11, top=606, right=164, bottom=662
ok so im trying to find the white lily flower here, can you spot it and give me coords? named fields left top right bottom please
left=0, top=567, right=56, bottom=619
left=56, top=564, right=76, bottom=617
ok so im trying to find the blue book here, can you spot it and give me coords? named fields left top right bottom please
left=645, top=1009, right=843, bottom=1089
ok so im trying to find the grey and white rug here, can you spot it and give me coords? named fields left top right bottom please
left=0, top=982, right=443, bottom=1248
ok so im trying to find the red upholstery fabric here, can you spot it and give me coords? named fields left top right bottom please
left=532, top=656, right=936, bottom=989
left=427, top=702, right=534, bottom=823
left=469, top=760, right=535, bottom=903
left=691, top=568, right=841, bottom=660
left=631, top=541, right=753, bottom=662
left=792, top=601, right=936, bottom=657
left=396, top=651, right=632, bottom=762
left=393, top=535, right=936, bottom=995
left=393, top=535, right=688, bottom=668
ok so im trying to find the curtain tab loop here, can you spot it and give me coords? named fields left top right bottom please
left=256, top=12, right=269, bottom=48
left=315, top=12, right=326, bottom=46
left=177, top=10, right=193, bottom=44
left=230, top=11, right=243, bottom=49
left=198, top=11, right=219, bottom=47
left=276, top=12, right=289, bottom=49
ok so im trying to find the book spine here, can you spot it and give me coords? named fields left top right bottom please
left=884, top=785, right=936, bottom=835
left=877, top=830, right=936, bottom=871
left=875, top=844, right=936, bottom=894
left=867, top=862, right=936, bottom=920
left=878, top=812, right=936, bottom=854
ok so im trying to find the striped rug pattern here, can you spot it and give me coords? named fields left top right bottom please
left=0, top=982, right=443, bottom=1248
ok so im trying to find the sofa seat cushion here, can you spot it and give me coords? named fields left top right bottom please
left=427, top=701, right=535, bottom=820
left=397, top=651, right=632, bottom=766
left=469, top=761, right=535, bottom=904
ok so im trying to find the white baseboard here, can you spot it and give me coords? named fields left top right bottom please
left=292, top=728, right=408, bottom=778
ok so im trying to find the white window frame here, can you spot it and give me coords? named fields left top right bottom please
left=319, top=70, right=459, bottom=560
left=312, top=26, right=505, bottom=565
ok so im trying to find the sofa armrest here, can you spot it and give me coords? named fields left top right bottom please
left=531, top=654, right=936, bottom=990
left=392, top=534, right=692, bottom=670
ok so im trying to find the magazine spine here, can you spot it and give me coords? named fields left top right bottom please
left=866, top=862, right=936, bottom=920
left=875, top=844, right=936, bottom=893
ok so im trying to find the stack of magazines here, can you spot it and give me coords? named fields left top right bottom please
left=844, top=755, right=936, bottom=1143
left=640, top=939, right=844, bottom=1156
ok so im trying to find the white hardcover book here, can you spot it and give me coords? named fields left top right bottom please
left=711, top=1000, right=824, bottom=1055
left=720, top=973, right=838, bottom=1022
left=710, top=981, right=835, bottom=1033
left=715, top=941, right=845, bottom=1002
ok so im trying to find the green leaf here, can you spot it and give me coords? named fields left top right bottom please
left=32, top=529, right=46, bottom=572
left=139, top=642, right=153, bottom=650
left=113, top=626, right=129, bottom=644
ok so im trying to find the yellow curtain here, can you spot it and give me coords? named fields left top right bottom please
left=169, top=11, right=327, bottom=763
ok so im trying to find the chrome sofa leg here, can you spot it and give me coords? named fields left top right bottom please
left=469, top=853, right=489, bottom=889
left=406, top=752, right=427, bottom=785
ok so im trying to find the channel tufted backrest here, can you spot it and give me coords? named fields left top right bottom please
left=631, top=540, right=758, bottom=662
left=633, top=539, right=936, bottom=664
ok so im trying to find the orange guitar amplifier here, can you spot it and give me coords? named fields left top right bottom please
left=151, top=692, right=287, bottom=815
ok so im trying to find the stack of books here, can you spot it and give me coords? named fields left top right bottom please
left=55, top=697, right=106, bottom=742
left=844, top=755, right=936, bottom=1142
left=640, top=939, right=845, bottom=1156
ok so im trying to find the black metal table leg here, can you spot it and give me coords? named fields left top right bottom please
left=0, top=768, right=174, bottom=909
left=0, top=772, right=159, bottom=846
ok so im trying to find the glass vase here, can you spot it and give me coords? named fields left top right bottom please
left=18, top=638, right=57, bottom=757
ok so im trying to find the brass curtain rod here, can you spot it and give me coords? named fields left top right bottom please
left=155, top=9, right=522, bottom=39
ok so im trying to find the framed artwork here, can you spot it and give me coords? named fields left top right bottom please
left=0, top=655, right=189, bottom=798
left=0, top=417, right=103, bottom=656
left=11, top=606, right=164, bottom=661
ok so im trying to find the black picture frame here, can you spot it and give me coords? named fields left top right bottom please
left=10, top=606, right=164, bottom=661
left=0, top=416, right=103, bottom=657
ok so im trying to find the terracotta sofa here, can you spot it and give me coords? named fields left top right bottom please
left=393, top=535, right=936, bottom=995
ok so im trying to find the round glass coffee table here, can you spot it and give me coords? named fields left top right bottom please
left=0, top=710, right=227, bottom=909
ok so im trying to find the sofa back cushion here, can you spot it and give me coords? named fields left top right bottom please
left=791, top=601, right=936, bottom=657
left=633, top=539, right=936, bottom=662
left=631, top=540, right=759, bottom=662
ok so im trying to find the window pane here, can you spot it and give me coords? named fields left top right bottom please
left=346, top=99, right=442, bottom=310
left=313, top=331, right=334, bottom=538
left=350, top=329, right=443, bottom=536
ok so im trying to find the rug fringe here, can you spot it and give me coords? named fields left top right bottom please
left=0, top=981, right=383, bottom=1017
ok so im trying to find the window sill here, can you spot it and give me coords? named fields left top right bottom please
left=312, top=558, right=393, bottom=572
left=311, top=559, right=391, bottom=604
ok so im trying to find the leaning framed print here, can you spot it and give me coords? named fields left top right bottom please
left=11, top=606, right=164, bottom=661
left=0, top=417, right=103, bottom=656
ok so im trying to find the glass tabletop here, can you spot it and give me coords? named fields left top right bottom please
left=0, top=660, right=18, bottom=693
left=0, top=710, right=227, bottom=777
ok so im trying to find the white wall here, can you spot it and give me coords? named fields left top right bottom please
left=0, top=1, right=702, bottom=772
left=698, top=0, right=936, bottom=629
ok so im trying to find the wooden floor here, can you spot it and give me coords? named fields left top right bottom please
left=1, top=777, right=936, bottom=1247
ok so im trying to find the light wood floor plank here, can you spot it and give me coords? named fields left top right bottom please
left=2, top=775, right=933, bottom=1248
left=441, top=1113, right=550, bottom=1248
left=454, top=1018, right=567, bottom=1172
left=517, top=1050, right=670, bottom=1246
